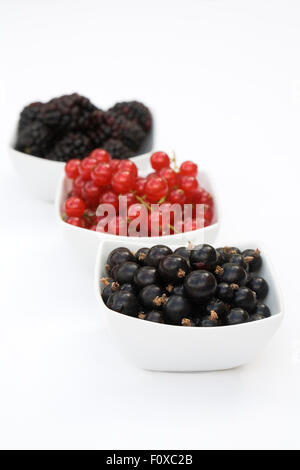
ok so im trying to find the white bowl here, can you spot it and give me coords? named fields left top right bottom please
left=94, top=239, right=284, bottom=372
left=9, top=121, right=154, bottom=203
left=55, top=150, right=220, bottom=272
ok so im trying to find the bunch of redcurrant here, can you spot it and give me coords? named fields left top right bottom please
left=63, top=149, right=214, bottom=236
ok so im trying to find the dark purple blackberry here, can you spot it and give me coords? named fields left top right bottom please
left=102, top=138, right=133, bottom=159
left=15, top=121, right=54, bottom=157
left=85, top=110, right=111, bottom=146
left=18, top=101, right=44, bottom=131
left=105, top=112, right=146, bottom=151
left=39, top=93, right=97, bottom=131
left=46, top=132, right=94, bottom=162
left=108, top=101, right=152, bottom=132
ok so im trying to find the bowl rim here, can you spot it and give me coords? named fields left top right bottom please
left=54, top=150, right=221, bottom=244
left=94, top=238, right=285, bottom=331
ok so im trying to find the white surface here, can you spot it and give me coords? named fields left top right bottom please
left=0, top=0, right=299, bottom=450
left=95, top=239, right=283, bottom=371
left=55, top=155, right=220, bottom=275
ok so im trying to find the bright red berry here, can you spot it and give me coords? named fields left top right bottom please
left=111, top=170, right=136, bottom=194
left=144, top=176, right=168, bottom=203
left=179, top=175, right=198, bottom=194
left=120, top=192, right=137, bottom=207
left=150, top=151, right=170, bottom=170
left=82, top=180, right=101, bottom=201
left=89, top=148, right=111, bottom=163
left=73, top=175, right=85, bottom=197
left=99, top=191, right=119, bottom=211
left=79, top=157, right=98, bottom=180
left=159, top=167, right=177, bottom=188
left=110, top=159, right=120, bottom=172
left=65, top=196, right=86, bottom=217
left=66, top=217, right=85, bottom=228
left=91, top=162, right=112, bottom=187
left=65, top=159, right=80, bottom=179
left=127, top=203, right=147, bottom=222
left=168, top=188, right=186, bottom=205
left=180, top=160, right=198, bottom=177
left=118, top=160, right=138, bottom=177
left=135, top=177, right=147, bottom=195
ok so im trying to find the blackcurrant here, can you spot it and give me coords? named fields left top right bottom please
left=163, top=295, right=193, bottom=325
left=174, top=246, right=191, bottom=263
left=215, top=282, right=237, bottom=302
left=215, top=263, right=247, bottom=286
left=158, top=254, right=189, bottom=284
left=120, top=283, right=137, bottom=294
left=190, top=244, right=217, bottom=271
left=247, top=276, right=268, bottom=300
left=145, top=310, right=165, bottom=323
left=253, top=303, right=271, bottom=318
left=217, top=246, right=241, bottom=262
left=226, top=308, right=249, bottom=325
left=201, top=310, right=221, bottom=327
left=184, top=270, right=217, bottom=300
left=106, top=247, right=135, bottom=272
left=206, top=299, right=227, bottom=320
left=250, top=313, right=265, bottom=322
left=233, top=287, right=257, bottom=313
left=134, top=266, right=158, bottom=289
left=101, top=278, right=120, bottom=303
left=139, top=284, right=166, bottom=309
left=172, top=284, right=185, bottom=296
left=135, top=247, right=150, bottom=265
left=113, top=261, right=139, bottom=284
left=242, top=248, right=262, bottom=272
left=145, top=244, right=173, bottom=267
left=228, top=254, right=249, bottom=271
left=106, top=291, right=140, bottom=317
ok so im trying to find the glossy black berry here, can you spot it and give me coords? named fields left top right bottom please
left=206, top=299, right=227, bottom=320
left=163, top=295, right=193, bottom=325
left=250, top=313, right=265, bottom=322
left=145, top=245, right=173, bottom=267
left=215, top=263, right=247, bottom=286
left=201, top=311, right=222, bottom=327
left=135, top=247, right=150, bottom=265
left=158, top=254, right=189, bottom=284
left=106, top=291, right=140, bottom=317
left=101, top=278, right=120, bottom=303
left=139, top=284, right=165, bottom=309
left=226, top=308, right=249, bottom=325
left=184, top=270, right=217, bottom=300
left=113, top=261, right=139, bottom=284
left=217, top=246, right=241, bottom=262
left=233, top=287, right=257, bottom=313
left=145, top=310, right=165, bottom=324
left=134, top=266, right=158, bottom=289
left=190, top=244, right=217, bottom=271
left=172, top=284, right=185, bottom=296
left=253, top=303, right=271, bottom=318
left=120, top=283, right=137, bottom=294
left=216, top=282, right=237, bottom=302
left=106, top=247, right=135, bottom=272
left=174, top=246, right=191, bottom=263
left=242, top=248, right=262, bottom=272
left=228, top=254, right=249, bottom=271
left=247, top=276, right=268, bottom=300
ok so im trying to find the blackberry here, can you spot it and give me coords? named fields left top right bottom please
left=102, top=139, right=133, bottom=159
left=108, top=101, right=152, bottom=132
left=18, top=101, right=44, bottom=131
left=15, top=121, right=54, bottom=157
left=39, top=93, right=97, bottom=131
left=46, top=132, right=94, bottom=162
left=105, top=112, right=146, bottom=151
left=85, top=110, right=111, bottom=146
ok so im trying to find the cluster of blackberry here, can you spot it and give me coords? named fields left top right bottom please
left=101, top=244, right=271, bottom=327
left=15, top=94, right=152, bottom=162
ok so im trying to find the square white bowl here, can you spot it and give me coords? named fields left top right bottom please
left=55, top=150, right=220, bottom=273
left=94, top=239, right=284, bottom=372
left=9, top=119, right=154, bottom=202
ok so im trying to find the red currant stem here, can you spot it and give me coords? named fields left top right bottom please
left=157, top=195, right=168, bottom=204
left=171, top=151, right=179, bottom=172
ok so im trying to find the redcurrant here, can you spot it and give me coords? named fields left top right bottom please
left=79, top=157, right=98, bottom=180
left=144, top=176, right=168, bottom=203
left=66, top=217, right=85, bottom=228
left=65, top=159, right=80, bottom=179
left=118, top=160, right=138, bottom=177
left=179, top=175, right=198, bottom=194
left=168, top=189, right=186, bottom=205
left=111, top=170, right=136, bottom=194
left=180, top=161, right=198, bottom=177
left=91, top=162, right=112, bottom=187
left=89, top=148, right=111, bottom=163
left=150, top=151, right=170, bottom=170
left=159, top=167, right=177, bottom=188
left=65, top=196, right=86, bottom=217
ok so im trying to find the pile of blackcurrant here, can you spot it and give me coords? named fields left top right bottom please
left=101, top=244, right=271, bottom=326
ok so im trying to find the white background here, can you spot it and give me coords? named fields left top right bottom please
left=0, top=0, right=300, bottom=450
